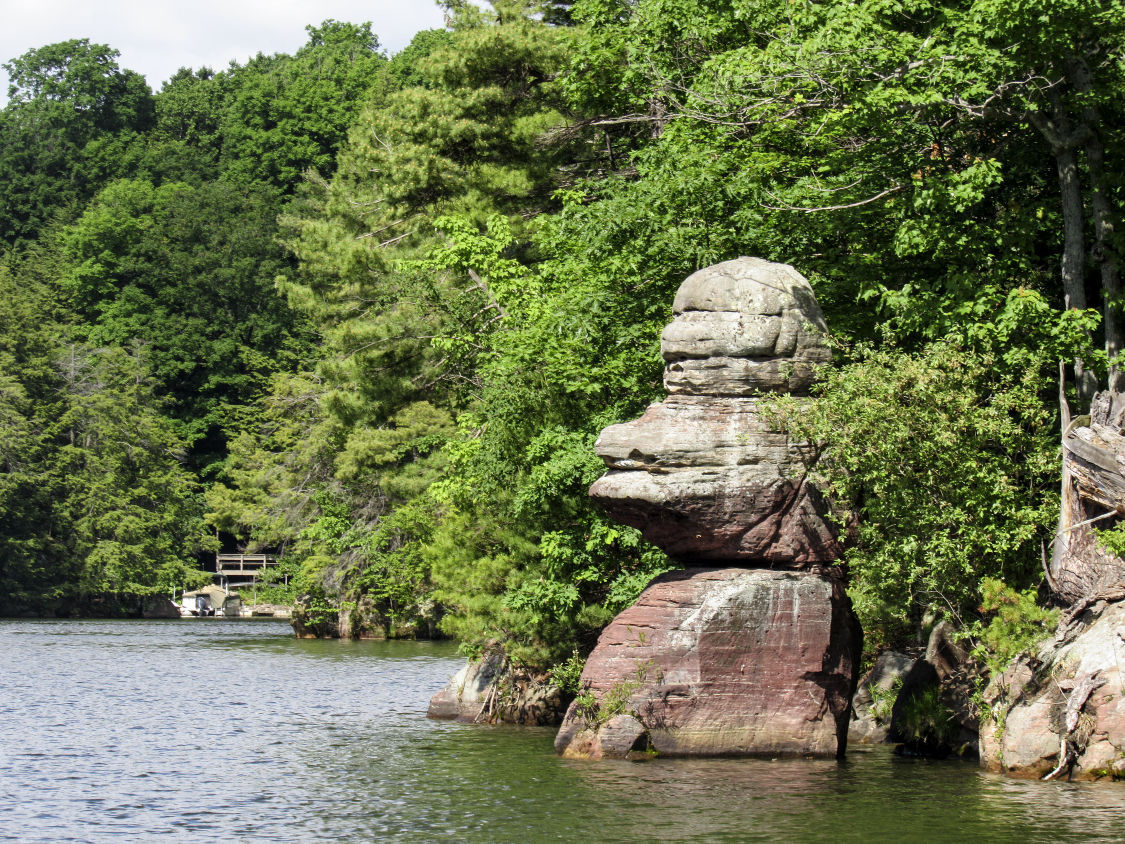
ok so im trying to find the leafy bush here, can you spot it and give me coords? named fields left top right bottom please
left=869, top=678, right=903, bottom=725
left=767, top=301, right=1089, bottom=642
left=548, top=649, right=587, bottom=695
left=896, top=686, right=956, bottom=747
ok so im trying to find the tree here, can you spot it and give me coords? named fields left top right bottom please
left=217, top=21, right=387, bottom=190
left=0, top=259, right=204, bottom=610
left=0, top=40, right=154, bottom=245
left=61, top=178, right=309, bottom=471
left=51, top=344, right=206, bottom=598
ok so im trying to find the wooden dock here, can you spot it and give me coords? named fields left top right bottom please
left=215, top=554, right=283, bottom=589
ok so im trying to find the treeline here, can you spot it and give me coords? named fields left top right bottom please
left=3, top=1, right=1122, bottom=668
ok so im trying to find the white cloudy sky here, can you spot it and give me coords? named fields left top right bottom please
left=0, top=0, right=447, bottom=100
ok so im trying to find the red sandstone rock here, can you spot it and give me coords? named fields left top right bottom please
left=560, top=259, right=859, bottom=761
left=555, top=568, right=861, bottom=759
left=590, top=398, right=842, bottom=564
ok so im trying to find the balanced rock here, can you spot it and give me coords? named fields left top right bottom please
left=559, top=258, right=861, bottom=760
left=589, top=258, right=843, bottom=564
left=554, top=568, right=861, bottom=759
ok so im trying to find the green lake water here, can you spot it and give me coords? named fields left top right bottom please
left=2, top=618, right=1123, bottom=842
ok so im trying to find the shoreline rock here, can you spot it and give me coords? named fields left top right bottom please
left=849, top=650, right=915, bottom=746
left=554, top=567, right=861, bottom=759
left=980, top=601, right=1125, bottom=780
left=428, top=653, right=567, bottom=726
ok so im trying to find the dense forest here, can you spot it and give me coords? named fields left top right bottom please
left=2, top=0, right=1122, bottom=675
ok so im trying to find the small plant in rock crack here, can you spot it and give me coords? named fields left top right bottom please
left=869, top=677, right=903, bottom=725
left=575, top=660, right=661, bottom=729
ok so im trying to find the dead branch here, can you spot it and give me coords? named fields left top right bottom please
left=1042, top=671, right=1106, bottom=780
left=761, top=184, right=903, bottom=213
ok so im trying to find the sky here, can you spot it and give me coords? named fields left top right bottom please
left=0, top=0, right=448, bottom=101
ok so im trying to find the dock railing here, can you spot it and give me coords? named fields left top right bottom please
left=216, top=553, right=276, bottom=575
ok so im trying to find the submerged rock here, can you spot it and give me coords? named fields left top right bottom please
left=554, top=568, right=861, bottom=759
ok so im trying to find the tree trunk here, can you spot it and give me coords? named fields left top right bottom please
left=1051, top=390, right=1125, bottom=605
left=1069, top=54, right=1125, bottom=394
left=1031, top=86, right=1097, bottom=405
left=1054, top=143, right=1099, bottom=404
left=1085, top=128, right=1123, bottom=392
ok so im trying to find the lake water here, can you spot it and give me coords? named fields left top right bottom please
left=2, top=619, right=1124, bottom=842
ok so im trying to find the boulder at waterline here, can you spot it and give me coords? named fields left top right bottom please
left=142, top=596, right=182, bottom=619
left=849, top=650, right=916, bottom=745
left=980, top=600, right=1125, bottom=780
left=589, top=258, right=844, bottom=565
left=554, top=568, right=862, bottom=759
left=429, top=653, right=566, bottom=726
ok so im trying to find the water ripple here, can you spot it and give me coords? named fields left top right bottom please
left=2, top=619, right=1124, bottom=842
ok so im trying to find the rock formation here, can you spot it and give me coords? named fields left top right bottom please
left=981, top=388, right=1125, bottom=779
left=556, top=258, right=862, bottom=759
left=980, top=601, right=1125, bottom=780
left=428, top=652, right=566, bottom=726
left=589, top=258, right=842, bottom=564
left=554, top=568, right=859, bottom=758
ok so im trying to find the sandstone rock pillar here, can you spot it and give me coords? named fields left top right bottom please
left=555, top=258, right=861, bottom=759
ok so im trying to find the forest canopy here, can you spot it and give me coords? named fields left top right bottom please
left=2, top=1, right=1121, bottom=667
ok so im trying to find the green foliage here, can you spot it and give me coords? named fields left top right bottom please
left=216, top=21, right=387, bottom=190
left=896, top=686, right=957, bottom=747
left=767, top=302, right=1088, bottom=636
left=0, top=255, right=205, bottom=607
left=969, top=577, right=1060, bottom=676
left=548, top=649, right=586, bottom=695
left=61, top=177, right=309, bottom=470
left=1094, top=521, right=1125, bottom=559
left=0, top=39, right=154, bottom=246
left=573, top=658, right=659, bottom=729
left=869, top=678, right=903, bottom=726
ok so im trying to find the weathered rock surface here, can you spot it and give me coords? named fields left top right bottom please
left=591, top=397, right=840, bottom=563
left=1051, top=390, right=1125, bottom=605
left=980, top=601, right=1125, bottom=780
left=661, top=258, right=832, bottom=397
left=849, top=650, right=915, bottom=745
left=554, top=568, right=861, bottom=759
left=429, top=653, right=566, bottom=726
left=589, top=258, right=843, bottom=564
left=559, top=259, right=861, bottom=760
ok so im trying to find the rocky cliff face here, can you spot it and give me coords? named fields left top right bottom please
left=557, top=258, right=861, bottom=759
